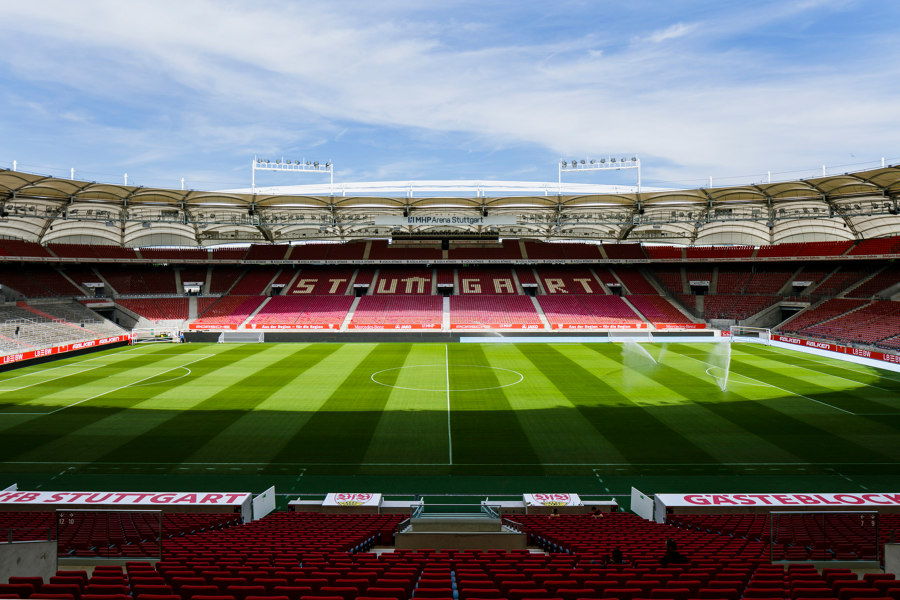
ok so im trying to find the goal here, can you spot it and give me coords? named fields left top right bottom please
left=132, top=327, right=180, bottom=344
left=218, top=331, right=264, bottom=343
left=729, top=325, right=771, bottom=344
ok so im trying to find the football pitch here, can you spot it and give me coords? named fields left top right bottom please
left=1, top=341, right=898, bottom=503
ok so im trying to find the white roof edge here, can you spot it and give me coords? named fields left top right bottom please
left=219, top=180, right=671, bottom=196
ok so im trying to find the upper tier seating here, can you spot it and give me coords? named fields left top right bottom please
left=139, top=248, right=208, bottom=261
left=756, top=240, right=854, bottom=258
left=448, top=240, right=523, bottom=260
left=368, top=241, right=442, bottom=261
left=524, top=242, right=602, bottom=260
left=249, top=296, right=354, bottom=327
left=372, top=269, right=434, bottom=295
left=601, top=243, right=646, bottom=259
left=537, top=267, right=604, bottom=295
left=626, top=295, right=692, bottom=325
left=538, top=295, right=643, bottom=326
left=48, top=243, right=139, bottom=260
left=847, top=235, right=900, bottom=256
left=456, top=268, right=518, bottom=294
left=285, top=269, right=355, bottom=295
left=685, top=245, right=755, bottom=259
left=230, top=268, right=280, bottom=295
left=0, top=239, right=52, bottom=258
left=209, top=247, right=248, bottom=261
left=781, top=298, right=869, bottom=333
left=288, top=242, right=367, bottom=261
left=450, top=295, right=542, bottom=327
left=99, top=267, right=178, bottom=295
left=0, top=265, right=84, bottom=297
left=651, top=268, right=685, bottom=295
left=245, top=245, right=291, bottom=261
left=646, top=246, right=683, bottom=260
left=351, top=296, right=442, bottom=327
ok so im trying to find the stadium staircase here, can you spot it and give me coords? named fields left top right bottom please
left=530, top=296, right=551, bottom=329
left=242, top=297, right=273, bottom=327
left=341, top=297, right=361, bottom=331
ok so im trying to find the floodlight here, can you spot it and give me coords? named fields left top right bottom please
left=600, top=158, right=606, bottom=163
left=590, top=159, right=595, bottom=164
left=611, top=158, right=616, bottom=163
left=580, top=159, right=586, bottom=164
left=314, top=161, right=319, bottom=167
left=265, top=159, right=270, bottom=163
left=306, top=161, right=311, bottom=165
left=561, top=161, right=567, bottom=168
left=631, top=156, right=637, bottom=161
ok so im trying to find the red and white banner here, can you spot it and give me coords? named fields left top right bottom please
left=347, top=324, right=441, bottom=330
left=0, top=490, right=250, bottom=506
left=323, top=493, right=382, bottom=507
left=1, top=335, right=130, bottom=366
left=658, top=492, right=900, bottom=507
left=553, top=323, right=648, bottom=330
left=247, top=323, right=338, bottom=330
left=774, top=335, right=900, bottom=366
left=188, top=323, right=238, bottom=330
left=451, top=324, right=542, bottom=330
left=523, top=493, right=582, bottom=507
left=655, top=323, right=706, bottom=330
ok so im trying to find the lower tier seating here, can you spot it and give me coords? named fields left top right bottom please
left=450, top=295, right=542, bottom=327
left=538, top=295, right=643, bottom=327
left=350, top=296, right=442, bottom=327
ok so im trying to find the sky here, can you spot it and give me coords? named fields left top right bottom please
left=0, top=0, right=898, bottom=192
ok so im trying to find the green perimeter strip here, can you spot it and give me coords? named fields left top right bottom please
left=268, top=344, right=415, bottom=467
left=91, top=344, right=341, bottom=465
left=516, top=343, right=719, bottom=465
left=448, top=344, right=542, bottom=469
left=0, top=345, right=263, bottom=464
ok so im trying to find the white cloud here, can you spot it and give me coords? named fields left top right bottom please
left=0, top=0, right=896, bottom=186
left=644, top=22, right=696, bottom=44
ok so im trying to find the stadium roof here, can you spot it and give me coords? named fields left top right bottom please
left=0, top=165, right=898, bottom=248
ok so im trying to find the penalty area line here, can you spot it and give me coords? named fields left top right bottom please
left=670, top=349, right=855, bottom=415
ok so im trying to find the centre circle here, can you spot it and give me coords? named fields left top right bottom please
left=370, top=364, right=524, bottom=392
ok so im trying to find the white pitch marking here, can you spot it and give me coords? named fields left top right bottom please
left=45, top=354, right=212, bottom=414
left=0, top=364, right=107, bottom=393
left=671, top=348, right=854, bottom=415
left=446, top=344, right=452, bottom=466
left=3, top=460, right=900, bottom=467
left=370, top=364, right=524, bottom=392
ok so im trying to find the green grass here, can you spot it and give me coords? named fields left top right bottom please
left=0, top=341, right=898, bottom=503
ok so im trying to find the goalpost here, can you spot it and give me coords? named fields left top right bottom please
left=729, top=325, right=771, bottom=345
left=131, top=327, right=180, bottom=344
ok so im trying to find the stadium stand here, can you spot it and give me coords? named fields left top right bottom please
left=755, top=240, right=854, bottom=258
left=245, top=245, right=291, bottom=261
left=209, top=267, right=246, bottom=294
left=47, top=243, right=139, bottom=260
left=809, top=267, right=874, bottom=298
left=685, top=245, right=755, bottom=259
left=286, top=269, right=355, bottom=295
left=601, top=243, right=646, bottom=259
left=646, top=246, right=683, bottom=260
left=847, top=235, right=900, bottom=256
left=99, top=267, right=178, bottom=295
left=368, top=241, right=442, bottom=261
left=845, top=264, right=900, bottom=297
left=650, top=267, right=684, bottom=295
left=801, top=300, right=900, bottom=345
left=450, top=295, right=542, bottom=327
left=626, top=295, right=694, bottom=326
left=703, top=295, right=782, bottom=321
left=0, top=264, right=84, bottom=297
left=780, top=298, right=870, bottom=334
left=372, top=269, right=434, bottom=295
left=249, top=295, right=354, bottom=327
left=350, top=295, right=442, bottom=327
left=448, top=240, right=523, bottom=260
left=456, top=268, right=518, bottom=295
left=193, top=296, right=266, bottom=327
left=117, top=297, right=190, bottom=321
left=610, top=268, right=658, bottom=294
left=230, top=268, right=280, bottom=295
left=536, top=267, right=604, bottom=295
left=538, top=295, right=643, bottom=327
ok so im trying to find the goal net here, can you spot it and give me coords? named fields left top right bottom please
left=729, top=326, right=771, bottom=345
left=132, top=328, right=179, bottom=344
left=218, top=331, right=264, bottom=343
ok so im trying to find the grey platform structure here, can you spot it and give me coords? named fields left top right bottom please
left=395, top=506, right=527, bottom=550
